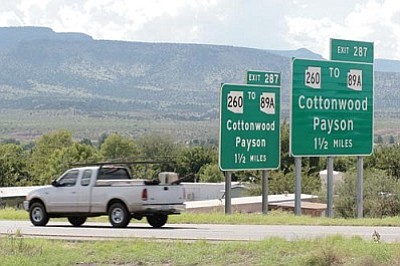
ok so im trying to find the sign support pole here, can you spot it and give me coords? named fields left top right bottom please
left=262, top=170, right=269, bottom=214
left=326, top=156, right=334, bottom=217
left=225, top=171, right=232, bottom=214
left=356, top=156, right=364, bottom=218
left=295, top=157, right=302, bottom=215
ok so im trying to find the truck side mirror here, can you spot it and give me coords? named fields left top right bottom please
left=51, top=180, right=60, bottom=187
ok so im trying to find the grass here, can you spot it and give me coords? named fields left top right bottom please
left=0, top=208, right=29, bottom=220
left=169, top=211, right=400, bottom=226
left=3, top=207, right=400, bottom=227
left=1, top=233, right=400, bottom=265
left=3, top=208, right=400, bottom=265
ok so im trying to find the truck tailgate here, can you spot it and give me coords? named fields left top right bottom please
left=144, top=185, right=184, bottom=205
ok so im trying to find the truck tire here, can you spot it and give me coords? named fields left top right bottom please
left=68, top=216, right=87, bottom=227
left=147, top=214, right=168, bottom=228
left=108, top=202, right=130, bottom=228
left=29, top=202, right=49, bottom=226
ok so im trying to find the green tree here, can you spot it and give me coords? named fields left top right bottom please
left=137, top=133, right=179, bottom=160
left=100, top=133, right=139, bottom=161
left=80, top=138, right=93, bottom=146
left=366, top=144, right=400, bottom=179
left=176, top=146, right=217, bottom=179
left=198, top=163, right=224, bottom=183
left=269, top=170, right=320, bottom=195
left=46, top=143, right=101, bottom=182
left=134, top=133, right=181, bottom=178
left=0, top=144, right=30, bottom=186
left=335, top=169, right=400, bottom=218
left=30, top=130, right=73, bottom=185
left=331, top=156, right=357, bottom=172
left=231, top=170, right=261, bottom=183
left=280, top=120, right=294, bottom=174
left=97, top=133, right=108, bottom=149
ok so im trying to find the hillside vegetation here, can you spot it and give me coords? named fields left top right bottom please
left=0, top=26, right=398, bottom=142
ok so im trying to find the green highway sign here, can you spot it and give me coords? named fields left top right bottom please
left=219, top=83, right=280, bottom=171
left=246, top=70, right=281, bottom=86
left=290, top=58, right=373, bottom=156
left=330, top=38, right=374, bottom=63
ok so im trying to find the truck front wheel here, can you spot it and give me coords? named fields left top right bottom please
left=108, top=202, right=130, bottom=228
left=147, top=214, right=168, bottom=228
left=29, top=202, right=49, bottom=226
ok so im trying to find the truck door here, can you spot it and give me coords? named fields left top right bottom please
left=75, top=169, right=94, bottom=212
left=47, top=169, right=80, bottom=213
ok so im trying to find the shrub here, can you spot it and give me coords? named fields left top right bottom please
left=335, top=169, right=400, bottom=218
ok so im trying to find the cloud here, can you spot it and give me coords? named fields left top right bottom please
left=0, top=0, right=398, bottom=59
left=285, top=17, right=343, bottom=59
left=285, top=0, right=400, bottom=59
left=0, top=1, right=208, bottom=37
left=95, top=0, right=223, bottom=42
left=0, top=10, right=22, bottom=25
left=0, top=0, right=288, bottom=48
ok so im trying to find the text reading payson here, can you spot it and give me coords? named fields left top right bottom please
left=298, top=95, right=368, bottom=135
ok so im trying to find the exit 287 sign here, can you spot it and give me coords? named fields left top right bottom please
left=219, top=83, right=280, bottom=171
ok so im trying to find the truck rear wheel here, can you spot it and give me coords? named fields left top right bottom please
left=147, top=214, right=168, bottom=228
left=29, top=202, right=49, bottom=226
left=108, top=202, right=130, bottom=228
left=68, top=216, right=87, bottom=227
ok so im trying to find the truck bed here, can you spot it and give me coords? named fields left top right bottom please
left=95, top=179, right=147, bottom=186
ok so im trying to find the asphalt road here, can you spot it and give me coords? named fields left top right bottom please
left=0, top=220, right=399, bottom=242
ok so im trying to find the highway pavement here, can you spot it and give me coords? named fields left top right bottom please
left=1, top=220, right=400, bottom=242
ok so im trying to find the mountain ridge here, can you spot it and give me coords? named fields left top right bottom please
left=2, top=26, right=398, bottom=69
left=0, top=26, right=397, bottom=141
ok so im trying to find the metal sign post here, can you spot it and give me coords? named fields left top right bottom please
left=357, top=156, right=364, bottom=218
left=262, top=170, right=269, bottom=214
left=225, top=171, right=232, bottom=214
left=326, top=157, right=334, bottom=217
left=294, top=157, right=302, bottom=215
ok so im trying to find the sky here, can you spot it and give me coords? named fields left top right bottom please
left=0, top=0, right=399, bottom=60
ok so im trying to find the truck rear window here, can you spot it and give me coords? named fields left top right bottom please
left=98, top=168, right=131, bottom=180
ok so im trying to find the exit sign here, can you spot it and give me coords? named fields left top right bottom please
left=290, top=58, right=373, bottom=156
left=219, top=83, right=280, bottom=171
left=330, top=38, right=374, bottom=63
left=246, top=70, right=280, bottom=86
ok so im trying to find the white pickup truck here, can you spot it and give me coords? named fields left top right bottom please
left=23, top=165, right=185, bottom=228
